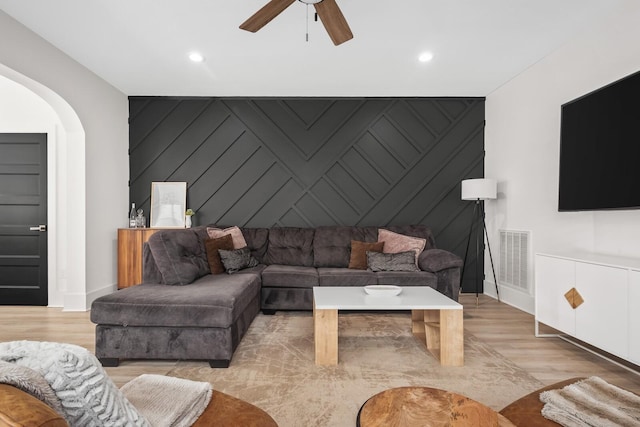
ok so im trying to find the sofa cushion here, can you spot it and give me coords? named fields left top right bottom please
left=90, top=274, right=261, bottom=328
left=240, top=227, right=269, bottom=263
left=147, top=229, right=210, bottom=285
left=218, top=247, right=259, bottom=273
left=204, top=234, right=234, bottom=274
left=317, top=268, right=378, bottom=287
left=367, top=251, right=419, bottom=272
left=232, top=264, right=267, bottom=277
left=375, top=270, right=437, bottom=287
left=261, top=265, right=318, bottom=288
left=419, top=248, right=463, bottom=272
left=264, top=227, right=315, bottom=266
left=348, top=240, right=384, bottom=269
left=313, top=226, right=354, bottom=267
left=142, top=243, right=164, bottom=284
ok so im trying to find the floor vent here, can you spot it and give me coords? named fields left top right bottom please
left=499, top=230, right=531, bottom=293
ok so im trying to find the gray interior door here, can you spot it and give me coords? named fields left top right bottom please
left=0, top=133, right=48, bottom=305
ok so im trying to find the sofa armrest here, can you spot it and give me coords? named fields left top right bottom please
left=418, top=249, right=463, bottom=273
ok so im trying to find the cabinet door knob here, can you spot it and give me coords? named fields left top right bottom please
left=564, top=287, right=584, bottom=309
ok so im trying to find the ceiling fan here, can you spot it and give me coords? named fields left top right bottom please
left=240, top=0, right=353, bottom=46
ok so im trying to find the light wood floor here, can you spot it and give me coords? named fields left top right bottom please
left=1, top=294, right=639, bottom=395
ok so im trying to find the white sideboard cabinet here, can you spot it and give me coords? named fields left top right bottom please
left=629, top=271, right=640, bottom=365
left=535, top=252, right=640, bottom=365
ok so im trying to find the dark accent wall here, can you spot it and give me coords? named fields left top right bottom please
left=129, top=97, right=485, bottom=292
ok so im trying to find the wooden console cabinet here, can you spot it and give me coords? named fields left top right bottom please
left=117, top=228, right=160, bottom=289
left=535, top=252, right=640, bottom=365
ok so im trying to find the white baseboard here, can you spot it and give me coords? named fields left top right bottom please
left=62, top=283, right=117, bottom=311
left=483, top=280, right=534, bottom=315
left=62, top=292, right=89, bottom=311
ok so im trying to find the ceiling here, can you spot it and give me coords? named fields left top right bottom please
left=0, top=0, right=629, bottom=97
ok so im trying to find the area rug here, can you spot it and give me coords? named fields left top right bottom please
left=168, top=312, right=543, bottom=427
left=540, top=376, right=640, bottom=427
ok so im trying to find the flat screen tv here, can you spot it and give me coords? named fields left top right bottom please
left=558, top=70, right=640, bottom=211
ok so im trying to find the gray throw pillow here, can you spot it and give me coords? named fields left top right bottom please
left=218, top=247, right=259, bottom=274
left=366, top=251, right=420, bottom=272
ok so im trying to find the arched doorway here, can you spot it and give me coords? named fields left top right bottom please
left=0, top=66, right=87, bottom=309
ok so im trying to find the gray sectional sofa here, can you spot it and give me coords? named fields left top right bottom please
left=90, top=225, right=462, bottom=368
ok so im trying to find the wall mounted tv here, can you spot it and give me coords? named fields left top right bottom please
left=558, top=70, right=640, bottom=211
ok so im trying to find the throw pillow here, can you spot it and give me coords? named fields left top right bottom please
left=348, top=240, right=384, bottom=270
left=147, top=229, right=209, bottom=286
left=377, top=229, right=426, bottom=266
left=0, top=341, right=149, bottom=427
left=206, top=226, right=247, bottom=249
left=204, top=234, right=234, bottom=274
left=366, top=251, right=420, bottom=272
left=218, top=247, right=259, bottom=274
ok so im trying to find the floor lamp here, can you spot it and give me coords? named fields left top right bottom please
left=461, top=178, right=500, bottom=304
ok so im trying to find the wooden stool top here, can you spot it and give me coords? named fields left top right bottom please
left=357, top=386, right=515, bottom=427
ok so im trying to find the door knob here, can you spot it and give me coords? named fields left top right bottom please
left=29, top=225, right=47, bottom=232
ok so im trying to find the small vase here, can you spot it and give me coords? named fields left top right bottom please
left=185, top=215, right=192, bottom=228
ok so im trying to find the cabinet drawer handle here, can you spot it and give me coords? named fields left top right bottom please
left=564, top=287, right=584, bottom=309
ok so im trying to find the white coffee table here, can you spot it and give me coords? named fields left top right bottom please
left=313, top=286, right=463, bottom=366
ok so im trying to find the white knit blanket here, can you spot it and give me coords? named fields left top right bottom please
left=0, top=359, right=64, bottom=414
left=540, top=376, right=640, bottom=427
left=120, top=374, right=212, bottom=427
left=0, top=340, right=149, bottom=427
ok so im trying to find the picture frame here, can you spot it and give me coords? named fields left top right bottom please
left=150, top=182, right=187, bottom=228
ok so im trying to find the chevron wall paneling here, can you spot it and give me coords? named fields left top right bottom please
left=129, top=97, right=486, bottom=293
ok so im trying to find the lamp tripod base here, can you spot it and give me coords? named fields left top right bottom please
left=461, top=199, right=500, bottom=305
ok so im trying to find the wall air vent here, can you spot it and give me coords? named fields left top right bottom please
left=499, top=230, right=531, bottom=294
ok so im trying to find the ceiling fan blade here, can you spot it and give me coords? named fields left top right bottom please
left=240, top=0, right=296, bottom=33
left=314, top=0, right=353, bottom=46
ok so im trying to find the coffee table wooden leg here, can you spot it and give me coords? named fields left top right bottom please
left=412, top=309, right=463, bottom=366
left=411, top=309, right=425, bottom=335
left=314, top=304, right=338, bottom=365
left=422, top=309, right=441, bottom=358
left=440, top=309, right=464, bottom=366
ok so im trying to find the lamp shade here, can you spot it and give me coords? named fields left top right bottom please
left=461, top=178, right=497, bottom=200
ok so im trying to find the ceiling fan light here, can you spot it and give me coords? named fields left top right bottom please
left=299, top=0, right=323, bottom=4
left=188, top=52, right=204, bottom=63
left=418, top=51, right=434, bottom=63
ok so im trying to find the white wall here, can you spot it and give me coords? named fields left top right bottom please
left=485, top=2, right=640, bottom=313
left=0, top=11, right=129, bottom=310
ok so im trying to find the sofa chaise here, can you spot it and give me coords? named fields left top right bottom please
left=90, top=224, right=462, bottom=367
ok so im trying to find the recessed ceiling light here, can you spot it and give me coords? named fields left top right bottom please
left=418, top=52, right=434, bottom=63
left=188, top=52, right=204, bottom=63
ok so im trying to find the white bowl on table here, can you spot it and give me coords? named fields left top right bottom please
left=364, top=285, right=402, bottom=297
